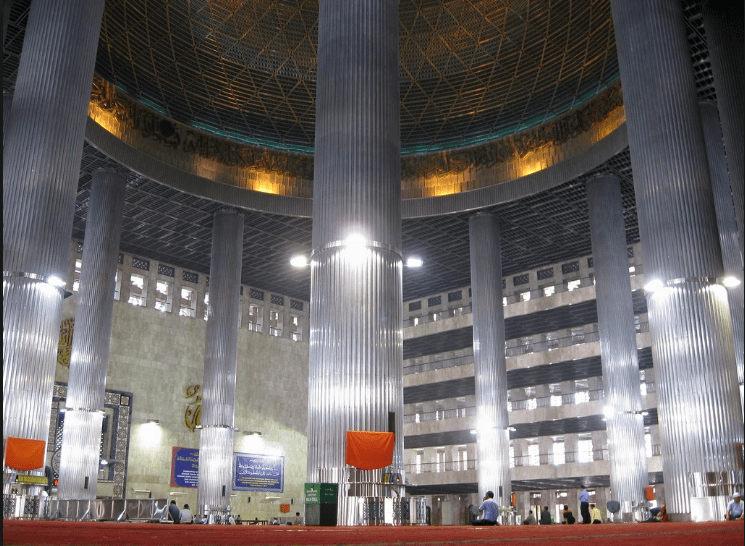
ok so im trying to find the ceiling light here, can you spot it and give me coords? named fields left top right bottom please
left=406, top=257, right=423, bottom=268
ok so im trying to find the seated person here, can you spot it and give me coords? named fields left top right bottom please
left=590, top=503, right=603, bottom=524
left=179, top=503, right=193, bottom=524
left=562, top=505, right=575, bottom=524
left=539, top=506, right=552, bottom=525
left=168, top=500, right=181, bottom=524
left=235, top=514, right=242, bottom=525
left=522, top=510, right=537, bottom=525
left=471, top=491, right=499, bottom=525
left=726, top=493, right=743, bottom=520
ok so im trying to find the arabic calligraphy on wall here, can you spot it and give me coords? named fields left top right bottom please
left=57, top=318, right=75, bottom=368
left=184, top=385, right=202, bottom=432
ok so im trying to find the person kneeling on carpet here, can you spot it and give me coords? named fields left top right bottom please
left=590, top=503, right=603, bottom=523
left=471, top=491, right=499, bottom=525
left=726, top=493, right=743, bottom=520
left=562, top=505, right=575, bottom=524
left=522, top=510, right=537, bottom=525
left=539, top=506, right=552, bottom=525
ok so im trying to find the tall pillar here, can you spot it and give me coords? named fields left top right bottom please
left=197, top=210, right=244, bottom=514
left=2, top=0, right=106, bottom=462
left=700, top=102, right=745, bottom=412
left=308, top=0, right=403, bottom=526
left=3, top=91, right=11, bottom=142
left=58, top=170, right=127, bottom=500
left=469, top=212, right=511, bottom=508
left=609, top=0, right=743, bottom=519
left=701, top=2, right=744, bottom=261
left=586, top=175, right=648, bottom=521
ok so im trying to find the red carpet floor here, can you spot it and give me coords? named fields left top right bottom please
left=2, top=520, right=743, bottom=546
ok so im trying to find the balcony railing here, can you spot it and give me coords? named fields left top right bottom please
left=403, top=446, right=660, bottom=475
left=404, top=406, right=477, bottom=424
left=403, top=267, right=644, bottom=329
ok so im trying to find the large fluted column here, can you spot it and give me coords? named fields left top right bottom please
left=469, top=213, right=511, bottom=509
left=57, top=170, right=127, bottom=500
left=702, top=2, right=744, bottom=261
left=308, top=0, right=403, bottom=526
left=586, top=175, right=648, bottom=521
left=3, top=0, right=106, bottom=466
left=3, top=91, right=11, bottom=142
left=609, top=0, right=743, bottom=519
left=700, top=102, right=745, bottom=413
left=197, top=209, right=244, bottom=515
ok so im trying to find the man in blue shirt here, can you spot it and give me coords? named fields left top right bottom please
left=579, top=486, right=591, bottom=524
left=472, top=490, right=499, bottom=525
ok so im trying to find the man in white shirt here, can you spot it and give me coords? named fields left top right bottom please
left=726, top=493, right=743, bottom=520
left=179, top=503, right=193, bottom=524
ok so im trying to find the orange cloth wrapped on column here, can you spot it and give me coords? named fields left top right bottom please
left=5, top=437, right=46, bottom=470
left=345, top=431, right=395, bottom=470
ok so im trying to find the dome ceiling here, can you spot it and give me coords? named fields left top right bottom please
left=95, top=0, right=619, bottom=152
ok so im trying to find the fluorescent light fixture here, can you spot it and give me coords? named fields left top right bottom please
left=406, top=257, right=423, bottom=268
left=47, top=275, right=66, bottom=287
left=242, top=430, right=262, bottom=436
left=644, top=279, right=664, bottom=292
left=147, top=419, right=160, bottom=424
left=603, top=406, right=615, bottom=420
left=722, top=276, right=741, bottom=288
left=290, top=255, right=308, bottom=267
left=100, top=459, right=108, bottom=466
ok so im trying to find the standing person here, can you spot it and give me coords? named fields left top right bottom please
left=539, top=506, right=552, bottom=525
left=471, top=491, right=499, bottom=525
left=590, top=503, right=603, bottom=523
left=579, top=486, right=591, bottom=524
left=180, top=503, right=193, bottom=524
left=726, top=493, right=743, bottom=520
left=168, top=500, right=181, bottom=524
left=522, top=510, right=537, bottom=525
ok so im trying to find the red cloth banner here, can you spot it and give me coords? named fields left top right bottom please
left=345, top=431, right=395, bottom=470
left=5, top=437, right=46, bottom=470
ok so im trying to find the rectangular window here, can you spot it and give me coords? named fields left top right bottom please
left=179, top=287, right=197, bottom=318
left=203, top=292, right=210, bottom=320
left=248, top=304, right=263, bottom=332
left=114, top=270, right=122, bottom=301
left=269, top=309, right=282, bottom=337
left=550, top=395, right=562, bottom=407
left=73, top=259, right=82, bottom=292
left=574, top=391, right=590, bottom=405
left=458, top=448, right=468, bottom=471
left=509, top=445, right=515, bottom=468
left=128, top=274, right=147, bottom=307
left=645, top=433, right=653, bottom=458
left=567, top=279, right=581, bottom=291
left=578, top=439, right=593, bottom=463
left=553, top=442, right=565, bottom=466
left=436, top=450, right=444, bottom=472
left=290, top=314, right=302, bottom=341
left=520, top=291, right=531, bottom=302
left=416, top=452, right=423, bottom=474
left=543, top=285, right=555, bottom=297
left=154, top=280, right=172, bottom=313
left=528, top=444, right=540, bottom=467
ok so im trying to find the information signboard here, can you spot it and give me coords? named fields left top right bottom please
left=170, top=446, right=199, bottom=488
left=233, top=452, right=284, bottom=493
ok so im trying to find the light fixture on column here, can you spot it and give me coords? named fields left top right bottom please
left=721, top=276, right=742, bottom=288
left=643, top=279, right=663, bottom=292
left=290, top=256, right=308, bottom=268
left=406, top=257, right=423, bottom=268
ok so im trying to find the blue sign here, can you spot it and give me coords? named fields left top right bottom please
left=171, top=446, right=199, bottom=488
left=233, top=452, right=284, bottom=493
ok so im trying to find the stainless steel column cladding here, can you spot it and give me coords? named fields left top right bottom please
left=58, top=169, right=127, bottom=500
left=197, top=209, right=245, bottom=513
left=469, top=212, right=511, bottom=507
left=610, top=0, right=744, bottom=518
left=701, top=3, right=744, bottom=261
left=2, top=0, right=106, bottom=458
left=700, top=102, right=745, bottom=414
left=586, top=175, right=648, bottom=520
left=308, top=0, right=403, bottom=526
